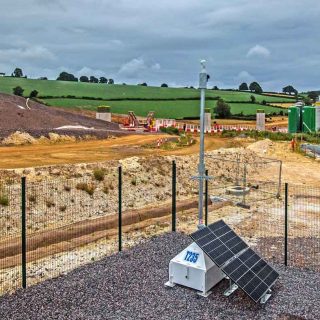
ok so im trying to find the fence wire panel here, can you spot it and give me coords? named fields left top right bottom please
left=175, top=158, right=198, bottom=234
left=0, top=180, right=21, bottom=295
left=206, top=150, right=282, bottom=205
left=289, top=184, right=320, bottom=271
left=207, top=182, right=285, bottom=265
left=24, top=167, right=119, bottom=289
left=121, top=159, right=172, bottom=249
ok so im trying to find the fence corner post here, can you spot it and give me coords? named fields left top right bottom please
left=284, top=182, right=288, bottom=266
left=118, top=166, right=122, bottom=252
left=172, top=160, right=176, bottom=232
left=21, top=176, right=27, bottom=289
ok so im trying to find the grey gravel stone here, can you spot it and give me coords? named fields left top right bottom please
left=0, top=233, right=319, bottom=320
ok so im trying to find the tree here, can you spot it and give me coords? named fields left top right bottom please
left=283, top=85, right=297, bottom=95
left=250, top=95, right=256, bottom=103
left=108, top=79, right=114, bottom=84
left=161, top=83, right=168, bottom=87
left=99, top=77, right=108, bottom=83
left=12, top=68, right=23, bottom=78
left=29, top=90, right=38, bottom=98
left=89, top=76, right=98, bottom=83
left=79, top=76, right=89, bottom=82
left=249, top=82, right=263, bottom=94
left=212, top=85, right=219, bottom=90
left=308, top=91, right=318, bottom=102
left=139, top=82, right=147, bottom=86
left=239, top=82, right=249, bottom=91
left=57, top=72, right=78, bottom=82
left=214, top=98, right=231, bottom=118
left=13, top=86, right=24, bottom=96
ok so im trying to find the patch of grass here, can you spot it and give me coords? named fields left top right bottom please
left=76, top=182, right=96, bottom=196
left=93, top=168, right=106, bottom=181
left=0, top=194, right=9, bottom=206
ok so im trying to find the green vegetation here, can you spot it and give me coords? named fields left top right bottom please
left=0, top=194, right=9, bottom=206
left=159, top=126, right=180, bottom=135
left=0, top=77, right=295, bottom=102
left=76, top=182, right=96, bottom=196
left=41, top=98, right=284, bottom=118
left=222, top=130, right=320, bottom=144
left=93, top=168, right=106, bottom=181
left=0, top=77, right=297, bottom=118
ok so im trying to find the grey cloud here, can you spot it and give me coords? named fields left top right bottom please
left=0, top=0, right=319, bottom=90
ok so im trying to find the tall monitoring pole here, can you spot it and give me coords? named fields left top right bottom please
left=197, top=60, right=209, bottom=228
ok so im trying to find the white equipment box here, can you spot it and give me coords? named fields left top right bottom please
left=165, top=242, right=225, bottom=297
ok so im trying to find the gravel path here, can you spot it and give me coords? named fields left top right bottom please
left=0, top=233, right=319, bottom=320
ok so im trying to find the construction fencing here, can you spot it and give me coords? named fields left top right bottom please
left=0, top=164, right=319, bottom=296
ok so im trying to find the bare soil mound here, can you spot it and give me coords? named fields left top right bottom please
left=0, top=93, right=123, bottom=139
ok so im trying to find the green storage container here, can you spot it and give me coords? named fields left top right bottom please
left=288, top=106, right=301, bottom=133
left=302, top=106, right=315, bottom=133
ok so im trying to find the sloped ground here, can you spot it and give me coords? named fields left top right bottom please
left=0, top=93, right=124, bottom=139
left=0, top=233, right=318, bottom=320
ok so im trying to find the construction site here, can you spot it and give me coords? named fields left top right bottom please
left=0, top=66, right=319, bottom=319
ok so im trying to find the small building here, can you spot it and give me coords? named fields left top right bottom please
left=0, top=73, right=5, bottom=77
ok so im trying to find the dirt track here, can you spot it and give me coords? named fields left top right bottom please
left=0, top=134, right=228, bottom=169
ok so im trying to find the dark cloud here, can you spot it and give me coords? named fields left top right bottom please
left=0, top=0, right=319, bottom=90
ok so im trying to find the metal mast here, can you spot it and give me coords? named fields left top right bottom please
left=197, top=60, right=208, bottom=228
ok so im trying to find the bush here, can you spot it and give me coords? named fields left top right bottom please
left=76, top=182, right=96, bottom=195
left=159, top=126, right=179, bottom=135
left=93, top=168, right=106, bottom=181
left=214, top=98, right=231, bottom=118
left=29, top=90, right=38, bottom=98
left=13, top=86, right=24, bottom=96
left=0, top=194, right=9, bottom=206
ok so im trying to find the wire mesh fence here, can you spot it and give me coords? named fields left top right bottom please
left=0, top=179, right=22, bottom=295
left=0, top=165, right=319, bottom=297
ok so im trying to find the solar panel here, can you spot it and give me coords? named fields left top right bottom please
left=190, top=220, right=279, bottom=303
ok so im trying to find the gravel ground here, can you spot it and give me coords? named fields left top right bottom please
left=0, top=232, right=319, bottom=320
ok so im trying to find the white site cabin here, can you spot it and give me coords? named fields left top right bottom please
left=165, top=242, right=225, bottom=297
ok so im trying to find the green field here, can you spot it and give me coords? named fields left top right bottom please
left=0, top=77, right=293, bottom=118
left=0, top=77, right=295, bottom=102
left=44, top=98, right=283, bottom=118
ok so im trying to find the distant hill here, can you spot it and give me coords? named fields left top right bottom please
left=0, top=77, right=296, bottom=118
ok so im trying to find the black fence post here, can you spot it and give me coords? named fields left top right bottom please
left=205, top=169, right=208, bottom=226
left=118, top=166, right=122, bottom=252
left=284, top=183, right=288, bottom=266
left=21, top=177, right=27, bottom=289
left=172, top=160, right=176, bottom=232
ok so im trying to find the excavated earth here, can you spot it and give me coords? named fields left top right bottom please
left=0, top=93, right=127, bottom=139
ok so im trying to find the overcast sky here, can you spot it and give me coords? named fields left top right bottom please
left=0, top=0, right=319, bottom=91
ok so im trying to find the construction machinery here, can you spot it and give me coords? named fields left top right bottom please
left=122, top=111, right=156, bottom=132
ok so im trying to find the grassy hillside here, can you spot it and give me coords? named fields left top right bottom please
left=0, top=77, right=293, bottom=118
left=44, top=98, right=283, bottom=118
left=0, top=77, right=295, bottom=102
